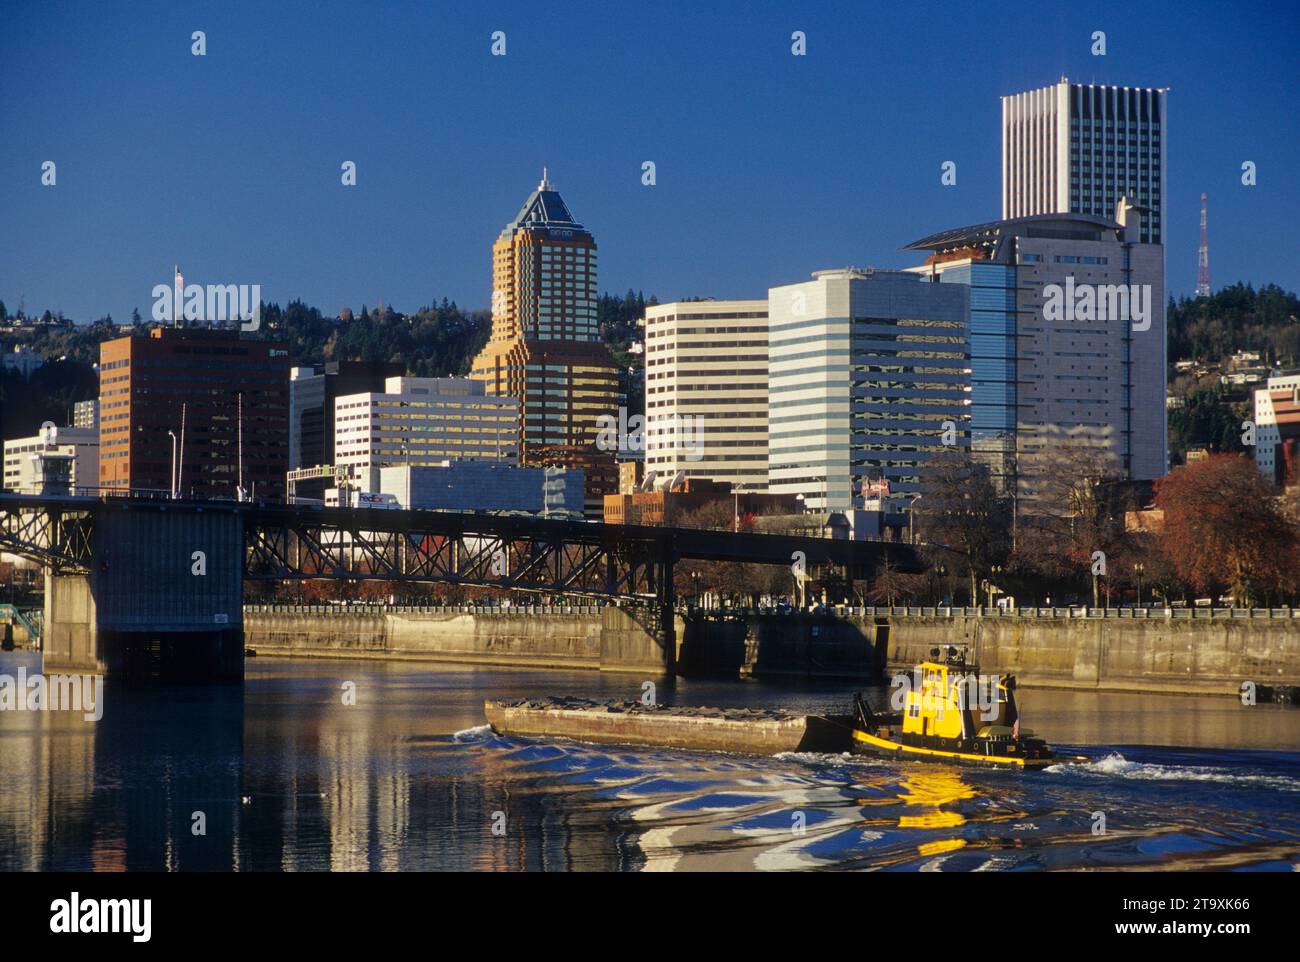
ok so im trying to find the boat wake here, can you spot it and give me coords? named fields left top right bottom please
left=1048, top=751, right=1300, bottom=792
left=452, top=724, right=495, bottom=742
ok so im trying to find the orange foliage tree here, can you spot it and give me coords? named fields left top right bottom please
left=1154, top=454, right=1299, bottom=605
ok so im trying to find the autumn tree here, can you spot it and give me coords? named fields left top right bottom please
left=1154, top=454, right=1299, bottom=606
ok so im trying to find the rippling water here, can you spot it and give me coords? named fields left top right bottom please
left=1, top=651, right=1297, bottom=871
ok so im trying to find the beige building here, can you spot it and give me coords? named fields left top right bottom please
left=334, top=377, right=519, bottom=492
left=470, top=171, right=619, bottom=515
left=643, top=299, right=769, bottom=490
left=3, top=424, right=99, bottom=494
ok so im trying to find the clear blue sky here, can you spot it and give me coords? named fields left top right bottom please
left=2, top=0, right=1296, bottom=323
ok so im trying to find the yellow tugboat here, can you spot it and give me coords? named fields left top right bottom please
left=851, top=646, right=1089, bottom=771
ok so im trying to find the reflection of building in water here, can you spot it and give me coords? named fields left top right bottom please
left=0, top=680, right=243, bottom=870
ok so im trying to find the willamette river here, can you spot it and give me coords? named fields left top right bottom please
left=1, top=650, right=1297, bottom=871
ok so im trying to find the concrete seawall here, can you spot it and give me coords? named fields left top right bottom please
left=878, top=613, right=1300, bottom=695
left=244, top=606, right=1300, bottom=694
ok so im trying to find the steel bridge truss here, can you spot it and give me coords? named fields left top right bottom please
left=245, top=515, right=672, bottom=601
left=0, top=502, right=93, bottom=572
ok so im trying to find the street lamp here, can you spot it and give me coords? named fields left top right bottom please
left=909, top=494, right=923, bottom=544
left=987, top=564, right=1003, bottom=608
left=1134, top=562, right=1145, bottom=608
left=168, top=430, right=178, bottom=499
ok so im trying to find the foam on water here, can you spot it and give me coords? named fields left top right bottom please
left=1048, top=751, right=1300, bottom=792
left=452, top=724, right=494, bottom=742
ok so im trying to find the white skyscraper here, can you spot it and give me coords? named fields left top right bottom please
left=1002, top=79, right=1167, bottom=245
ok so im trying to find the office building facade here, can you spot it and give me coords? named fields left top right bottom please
left=375, top=462, right=584, bottom=516
left=289, top=360, right=403, bottom=499
left=643, top=299, right=770, bottom=490
left=904, top=207, right=1166, bottom=503
left=766, top=269, right=970, bottom=512
left=3, top=425, right=99, bottom=494
left=470, top=171, right=620, bottom=516
left=334, top=376, right=519, bottom=492
left=98, top=328, right=290, bottom=499
left=1003, top=79, right=1167, bottom=245
left=72, top=399, right=100, bottom=430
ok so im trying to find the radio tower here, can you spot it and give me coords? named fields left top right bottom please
left=1196, top=193, right=1211, bottom=298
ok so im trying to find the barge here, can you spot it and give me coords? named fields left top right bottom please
left=484, top=696, right=853, bottom=755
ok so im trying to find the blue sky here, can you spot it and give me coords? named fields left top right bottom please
left=2, top=0, right=1296, bottom=323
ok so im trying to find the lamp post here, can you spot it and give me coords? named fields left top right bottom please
left=909, top=494, right=923, bottom=544
left=1135, top=562, right=1145, bottom=608
left=168, top=430, right=178, bottom=499
left=987, top=564, right=1003, bottom=609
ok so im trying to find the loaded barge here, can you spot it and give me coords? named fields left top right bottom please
left=484, top=696, right=852, bottom=755
left=486, top=648, right=1089, bottom=770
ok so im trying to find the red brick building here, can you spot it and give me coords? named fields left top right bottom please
left=99, top=328, right=290, bottom=499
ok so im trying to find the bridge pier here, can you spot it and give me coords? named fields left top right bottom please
left=43, top=572, right=99, bottom=673
left=42, top=505, right=245, bottom=682
left=598, top=605, right=681, bottom=676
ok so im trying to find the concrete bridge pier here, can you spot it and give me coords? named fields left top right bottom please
left=42, top=505, right=245, bottom=682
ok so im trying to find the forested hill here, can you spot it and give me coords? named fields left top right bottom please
left=1168, top=283, right=1300, bottom=367
left=0, top=291, right=656, bottom=439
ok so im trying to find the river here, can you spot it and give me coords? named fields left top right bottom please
left=1, top=651, right=1296, bottom=871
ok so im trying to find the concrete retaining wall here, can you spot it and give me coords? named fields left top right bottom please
left=247, top=608, right=607, bottom=670
left=242, top=607, right=1300, bottom=693
left=881, top=613, right=1300, bottom=694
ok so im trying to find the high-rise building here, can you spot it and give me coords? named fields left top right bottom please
left=98, top=328, right=290, bottom=499
left=1002, top=78, right=1166, bottom=245
left=643, top=299, right=769, bottom=489
left=470, top=171, right=619, bottom=516
left=334, top=376, right=519, bottom=492
left=289, top=360, right=403, bottom=500
left=766, top=269, right=970, bottom=512
left=903, top=205, right=1166, bottom=504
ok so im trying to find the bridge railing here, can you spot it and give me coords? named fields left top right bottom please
left=244, top=602, right=612, bottom=616
left=745, top=605, right=1300, bottom=620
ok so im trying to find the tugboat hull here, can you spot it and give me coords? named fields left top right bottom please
left=850, top=727, right=1088, bottom=771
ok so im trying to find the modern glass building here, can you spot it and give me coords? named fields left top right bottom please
left=1003, top=79, right=1167, bottom=245
left=766, top=269, right=970, bottom=512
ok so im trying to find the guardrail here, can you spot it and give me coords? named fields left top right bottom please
left=681, top=604, right=1300, bottom=620
left=244, top=603, right=611, bottom=616
left=241, top=602, right=1300, bottom=621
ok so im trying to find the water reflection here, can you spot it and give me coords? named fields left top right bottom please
left=0, top=652, right=1297, bottom=872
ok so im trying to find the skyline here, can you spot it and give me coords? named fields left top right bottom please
left=2, top=0, right=1298, bottom=323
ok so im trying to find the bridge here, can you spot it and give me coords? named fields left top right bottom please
left=0, top=492, right=924, bottom=680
